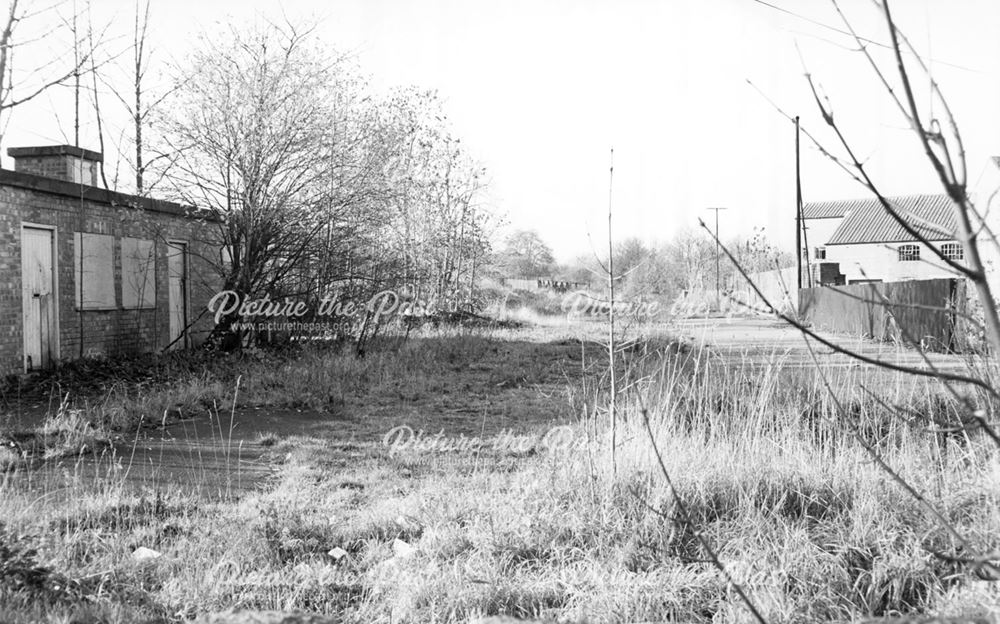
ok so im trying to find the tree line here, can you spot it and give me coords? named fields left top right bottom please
left=494, top=227, right=793, bottom=304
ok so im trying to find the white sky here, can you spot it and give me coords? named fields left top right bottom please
left=7, top=0, right=1000, bottom=262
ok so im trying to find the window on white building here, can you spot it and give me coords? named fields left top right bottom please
left=814, top=246, right=826, bottom=260
left=941, top=242, right=964, bottom=260
left=898, top=244, right=920, bottom=262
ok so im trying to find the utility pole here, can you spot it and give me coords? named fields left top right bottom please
left=706, top=206, right=727, bottom=311
left=795, top=116, right=802, bottom=290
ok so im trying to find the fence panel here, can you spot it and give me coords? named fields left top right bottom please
left=798, top=278, right=965, bottom=352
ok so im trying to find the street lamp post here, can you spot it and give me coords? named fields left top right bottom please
left=706, top=207, right=727, bottom=311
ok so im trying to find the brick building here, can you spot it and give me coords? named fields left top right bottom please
left=1, top=145, right=221, bottom=376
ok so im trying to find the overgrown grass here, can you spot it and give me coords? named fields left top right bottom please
left=337, top=348, right=1000, bottom=622
left=1, top=400, right=112, bottom=470
left=1, top=325, right=998, bottom=623
left=3, top=327, right=558, bottom=433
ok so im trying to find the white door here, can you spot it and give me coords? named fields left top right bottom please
left=167, top=242, right=188, bottom=349
left=21, top=227, right=56, bottom=370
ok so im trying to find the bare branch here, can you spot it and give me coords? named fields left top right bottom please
left=638, top=408, right=769, bottom=624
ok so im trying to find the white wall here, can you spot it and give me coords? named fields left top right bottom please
left=802, top=217, right=843, bottom=265
left=825, top=241, right=963, bottom=284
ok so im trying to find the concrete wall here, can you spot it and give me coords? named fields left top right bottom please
left=825, top=241, right=962, bottom=284
left=732, top=266, right=798, bottom=314
left=505, top=278, right=541, bottom=292
left=503, top=278, right=588, bottom=293
left=799, top=278, right=966, bottom=352
left=0, top=169, right=221, bottom=376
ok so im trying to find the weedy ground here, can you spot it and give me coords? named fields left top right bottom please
left=2, top=319, right=1000, bottom=623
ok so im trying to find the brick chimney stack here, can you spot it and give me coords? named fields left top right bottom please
left=7, top=145, right=102, bottom=187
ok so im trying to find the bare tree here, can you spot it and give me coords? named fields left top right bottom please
left=703, top=2, right=1000, bottom=615
left=89, top=0, right=183, bottom=195
left=128, top=0, right=149, bottom=194
left=161, top=20, right=347, bottom=334
left=497, top=229, right=556, bottom=278
left=161, top=19, right=435, bottom=347
left=377, top=88, right=492, bottom=308
left=0, top=0, right=93, bottom=165
left=156, top=18, right=495, bottom=348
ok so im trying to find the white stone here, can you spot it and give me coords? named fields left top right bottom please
left=327, top=547, right=349, bottom=561
left=131, top=546, right=162, bottom=561
left=391, top=538, right=416, bottom=558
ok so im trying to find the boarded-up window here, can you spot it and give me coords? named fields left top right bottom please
left=74, top=233, right=115, bottom=309
left=69, top=157, right=97, bottom=185
left=122, top=238, right=155, bottom=309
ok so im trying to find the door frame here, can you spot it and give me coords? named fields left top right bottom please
left=166, top=239, right=190, bottom=349
left=21, top=222, right=60, bottom=371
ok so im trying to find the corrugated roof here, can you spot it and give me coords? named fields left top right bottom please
left=802, top=200, right=851, bottom=219
left=825, top=193, right=956, bottom=245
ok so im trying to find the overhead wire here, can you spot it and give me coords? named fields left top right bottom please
left=749, top=0, right=983, bottom=74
